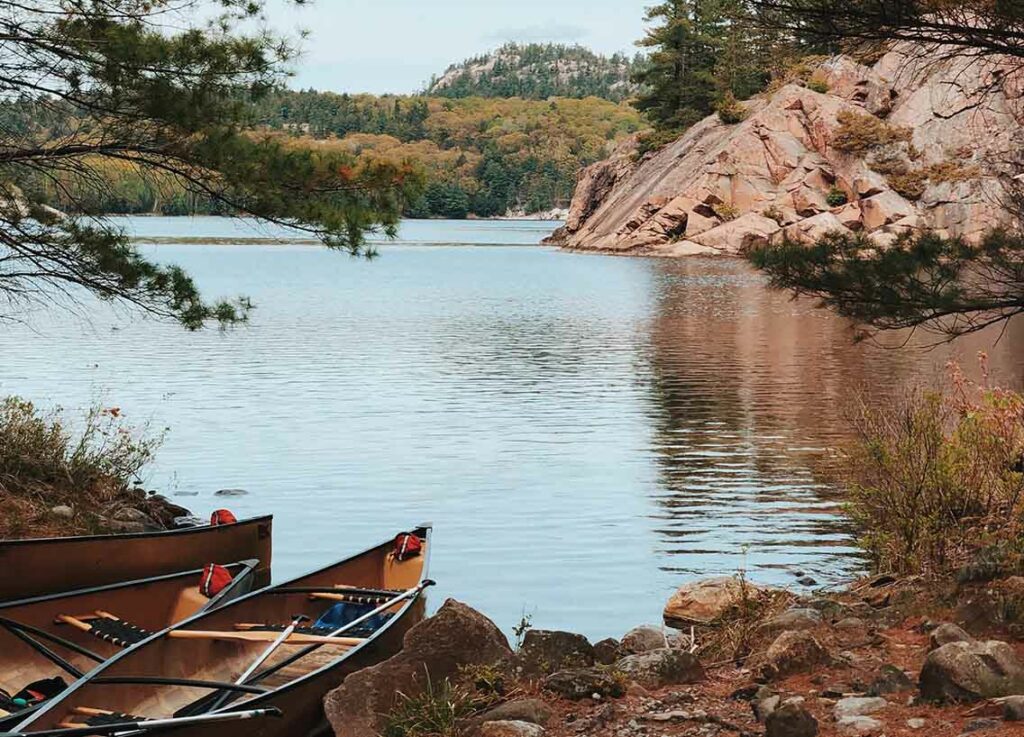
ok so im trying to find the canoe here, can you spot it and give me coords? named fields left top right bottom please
left=0, top=516, right=273, bottom=603
left=0, top=561, right=260, bottom=730
left=12, top=525, right=433, bottom=737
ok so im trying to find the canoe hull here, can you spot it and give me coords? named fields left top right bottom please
left=14, top=526, right=431, bottom=737
left=0, top=517, right=273, bottom=602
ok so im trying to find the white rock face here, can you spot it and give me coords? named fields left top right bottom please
left=552, top=44, right=1024, bottom=257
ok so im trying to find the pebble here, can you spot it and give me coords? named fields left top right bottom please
left=907, top=718, right=926, bottom=729
left=1005, top=694, right=1024, bottom=721
left=962, top=718, right=1000, bottom=732
left=50, top=504, right=73, bottom=519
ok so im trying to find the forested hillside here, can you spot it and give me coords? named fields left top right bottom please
left=7, top=92, right=643, bottom=220
left=425, top=43, right=643, bottom=102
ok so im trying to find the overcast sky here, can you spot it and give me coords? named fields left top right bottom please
left=261, top=0, right=651, bottom=95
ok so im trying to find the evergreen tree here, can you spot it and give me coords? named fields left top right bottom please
left=632, top=1, right=719, bottom=131
left=0, top=0, right=422, bottom=329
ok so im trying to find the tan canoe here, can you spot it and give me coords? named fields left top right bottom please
left=13, top=526, right=432, bottom=737
left=0, top=561, right=259, bottom=730
left=0, top=516, right=273, bottom=603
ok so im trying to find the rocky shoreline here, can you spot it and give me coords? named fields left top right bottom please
left=546, top=44, right=1023, bottom=259
left=323, top=570, right=1024, bottom=737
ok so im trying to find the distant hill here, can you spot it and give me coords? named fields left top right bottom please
left=425, top=43, right=643, bottom=102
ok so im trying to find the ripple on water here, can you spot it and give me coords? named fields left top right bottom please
left=0, top=218, right=1022, bottom=638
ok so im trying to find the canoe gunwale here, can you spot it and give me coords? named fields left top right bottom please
left=0, top=516, right=273, bottom=548
left=0, top=560, right=261, bottom=613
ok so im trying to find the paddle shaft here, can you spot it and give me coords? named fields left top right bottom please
left=235, top=615, right=308, bottom=686
left=1, top=707, right=282, bottom=737
left=168, top=630, right=362, bottom=645
left=322, top=579, right=436, bottom=640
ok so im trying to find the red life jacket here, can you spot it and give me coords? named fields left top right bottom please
left=393, top=532, right=423, bottom=561
left=199, top=564, right=233, bottom=597
left=210, top=509, right=237, bottom=526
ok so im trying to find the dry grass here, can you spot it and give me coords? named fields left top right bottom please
left=0, top=397, right=163, bottom=537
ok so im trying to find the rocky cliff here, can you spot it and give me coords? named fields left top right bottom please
left=548, top=46, right=1024, bottom=257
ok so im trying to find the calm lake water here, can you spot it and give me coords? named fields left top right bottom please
left=2, top=217, right=1023, bottom=639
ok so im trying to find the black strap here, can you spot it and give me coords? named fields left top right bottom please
left=87, top=618, right=152, bottom=648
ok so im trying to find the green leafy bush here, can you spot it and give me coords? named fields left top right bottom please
left=826, top=187, right=848, bottom=207
left=842, top=361, right=1024, bottom=575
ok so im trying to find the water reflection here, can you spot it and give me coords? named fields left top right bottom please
left=641, top=257, right=1024, bottom=584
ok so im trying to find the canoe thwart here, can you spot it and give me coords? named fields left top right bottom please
left=168, top=629, right=365, bottom=646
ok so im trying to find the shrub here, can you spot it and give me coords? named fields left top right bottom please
left=634, top=128, right=684, bottom=158
left=713, top=202, right=740, bottom=221
left=826, top=187, right=848, bottom=207
left=841, top=358, right=1024, bottom=576
left=716, top=92, right=747, bottom=124
left=383, top=673, right=497, bottom=737
left=888, top=170, right=928, bottom=200
left=831, top=110, right=912, bottom=154
left=807, top=76, right=830, bottom=94
left=0, top=398, right=162, bottom=537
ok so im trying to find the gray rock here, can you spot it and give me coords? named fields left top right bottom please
left=797, top=576, right=818, bottom=587
left=835, top=617, right=868, bottom=632
left=614, top=649, right=704, bottom=689
left=766, top=702, right=819, bottom=737
left=517, top=630, right=594, bottom=676
left=837, top=716, right=883, bottom=736
left=760, top=609, right=823, bottom=634
left=963, top=718, right=1000, bottom=732
left=542, top=667, right=625, bottom=700
left=1004, top=694, right=1024, bottom=721
left=753, top=694, right=781, bottom=723
left=50, top=504, right=73, bottom=519
left=867, top=664, right=914, bottom=695
left=593, top=638, right=623, bottom=665
left=920, top=640, right=1024, bottom=703
left=929, top=622, right=974, bottom=651
left=761, top=631, right=830, bottom=680
left=214, top=488, right=248, bottom=496
left=480, top=721, right=545, bottom=737
left=907, top=718, right=927, bottom=729
left=478, top=700, right=552, bottom=726
left=833, top=697, right=888, bottom=720
left=621, top=625, right=668, bottom=654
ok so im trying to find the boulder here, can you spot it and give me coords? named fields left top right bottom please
left=867, top=664, right=914, bottom=696
left=324, top=600, right=511, bottom=737
left=766, top=702, right=819, bottom=737
left=859, top=190, right=915, bottom=230
left=621, top=625, right=668, bottom=654
left=760, top=608, right=823, bottom=634
left=1004, top=694, right=1024, bottom=721
left=516, top=630, right=594, bottom=676
left=920, top=640, right=1024, bottom=703
left=929, top=622, right=973, bottom=651
left=664, top=576, right=761, bottom=626
left=593, top=638, right=623, bottom=665
left=761, top=631, right=830, bottom=680
left=542, top=667, right=625, bottom=700
left=775, top=211, right=852, bottom=245
left=833, top=697, right=888, bottom=720
left=614, top=649, right=704, bottom=689
left=477, top=699, right=552, bottom=726
left=691, top=212, right=781, bottom=253
left=479, top=721, right=544, bottom=737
